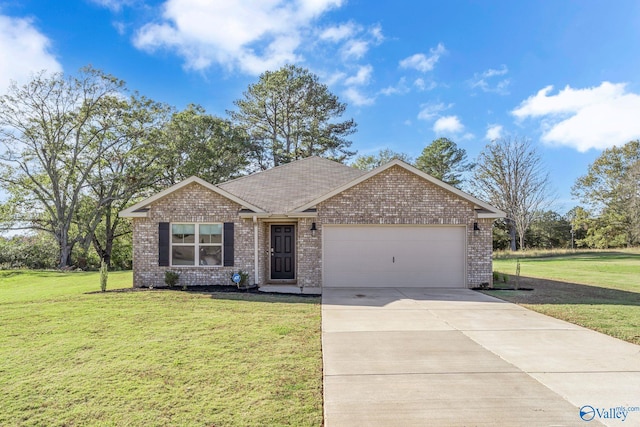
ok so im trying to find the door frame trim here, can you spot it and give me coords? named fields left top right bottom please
left=268, top=223, right=297, bottom=284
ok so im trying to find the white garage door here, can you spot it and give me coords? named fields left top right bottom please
left=323, top=225, right=466, bottom=288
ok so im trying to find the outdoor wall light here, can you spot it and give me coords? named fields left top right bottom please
left=310, top=222, right=317, bottom=237
left=473, top=222, right=480, bottom=231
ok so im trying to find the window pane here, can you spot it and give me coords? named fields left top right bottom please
left=172, top=224, right=195, bottom=243
left=199, top=224, right=222, bottom=244
left=172, top=246, right=194, bottom=265
left=199, top=246, right=222, bottom=266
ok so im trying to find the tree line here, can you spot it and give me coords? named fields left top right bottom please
left=1, top=65, right=638, bottom=270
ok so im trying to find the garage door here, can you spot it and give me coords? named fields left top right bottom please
left=323, top=225, right=466, bottom=288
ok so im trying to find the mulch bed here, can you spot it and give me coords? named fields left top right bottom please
left=87, top=285, right=318, bottom=297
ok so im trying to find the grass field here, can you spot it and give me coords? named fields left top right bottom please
left=0, top=270, right=323, bottom=426
left=490, top=249, right=640, bottom=345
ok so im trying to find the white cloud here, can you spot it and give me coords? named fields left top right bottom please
left=89, top=0, right=135, bottom=12
left=341, top=39, right=370, bottom=60
left=324, top=70, right=347, bottom=86
left=0, top=15, right=62, bottom=94
left=399, top=43, right=446, bottom=72
left=417, top=102, right=450, bottom=121
left=133, top=0, right=343, bottom=74
left=433, top=115, right=464, bottom=134
left=320, top=22, right=358, bottom=42
left=380, top=77, right=435, bottom=97
left=369, top=24, right=384, bottom=43
left=512, top=82, right=640, bottom=151
left=414, top=78, right=436, bottom=91
left=485, top=124, right=503, bottom=140
left=343, top=87, right=375, bottom=106
left=344, top=65, right=373, bottom=86
left=379, top=77, right=409, bottom=96
left=322, top=22, right=382, bottom=61
left=481, top=66, right=508, bottom=78
left=113, top=21, right=127, bottom=35
left=470, top=65, right=510, bottom=95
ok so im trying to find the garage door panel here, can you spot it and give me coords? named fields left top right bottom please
left=323, top=226, right=465, bottom=288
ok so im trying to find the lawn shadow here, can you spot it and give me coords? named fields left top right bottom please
left=483, top=275, right=640, bottom=306
left=92, top=285, right=320, bottom=304
left=529, top=252, right=640, bottom=263
left=163, top=286, right=320, bottom=304
left=494, top=250, right=640, bottom=261
left=0, top=270, right=85, bottom=279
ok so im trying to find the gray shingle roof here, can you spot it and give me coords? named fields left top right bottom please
left=218, top=156, right=366, bottom=213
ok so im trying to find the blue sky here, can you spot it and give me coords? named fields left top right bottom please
left=2, top=0, right=640, bottom=213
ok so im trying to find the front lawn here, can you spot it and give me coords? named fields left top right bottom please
left=0, top=270, right=323, bottom=426
left=490, top=250, right=640, bottom=345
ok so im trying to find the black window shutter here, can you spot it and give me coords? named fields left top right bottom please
left=223, top=222, right=234, bottom=266
left=158, top=222, right=170, bottom=266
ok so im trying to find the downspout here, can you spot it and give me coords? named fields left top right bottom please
left=253, top=216, right=259, bottom=286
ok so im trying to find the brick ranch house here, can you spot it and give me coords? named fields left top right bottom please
left=119, top=156, right=505, bottom=293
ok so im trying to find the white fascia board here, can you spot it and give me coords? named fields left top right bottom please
left=238, top=212, right=272, bottom=219
left=477, top=212, right=506, bottom=219
left=238, top=211, right=318, bottom=219
left=119, top=211, right=149, bottom=218
left=119, top=176, right=265, bottom=218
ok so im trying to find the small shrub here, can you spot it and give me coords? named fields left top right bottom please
left=165, top=271, right=180, bottom=288
left=492, top=271, right=500, bottom=282
left=99, top=261, right=108, bottom=292
left=502, top=273, right=509, bottom=283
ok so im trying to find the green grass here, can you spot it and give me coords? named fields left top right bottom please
left=493, top=248, right=640, bottom=291
left=490, top=249, right=640, bottom=344
left=0, top=270, right=323, bottom=426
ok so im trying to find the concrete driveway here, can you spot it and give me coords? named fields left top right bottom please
left=322, top=288, right=640, bottom=426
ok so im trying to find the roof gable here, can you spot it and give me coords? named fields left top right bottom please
left=119, top=176, right=265, bottom=218
left=294, top=159, right=505, bottom=218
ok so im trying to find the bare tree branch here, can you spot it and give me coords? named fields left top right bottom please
left=472, top=136, right=555, bottom=250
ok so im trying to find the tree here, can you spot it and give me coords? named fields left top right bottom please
left=471, top=136, right=553, bottom=251
left=351, top=149, right=411, bottom=171
left=79, top=94, right=172, bottom=267
left=0, top=232, right=58, bottom=269
left=566, top=206, right=589, bottom=248
left=572, top=141, right=640, bottom=247
left=0, top=67, right=127, bottom=267
left=158, top=104, right=252, bottom=186
left=524, top=210, right=571, bottom=249
left=0, top=67, right=169, bottom=268
left=414, top=137, right=474, bottom=188
left=625, top=159, right=640, bottom=244
left=229, top=65, right=356, bottom=169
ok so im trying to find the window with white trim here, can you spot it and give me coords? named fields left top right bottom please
left=171, top=223, right=222, bottom=266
